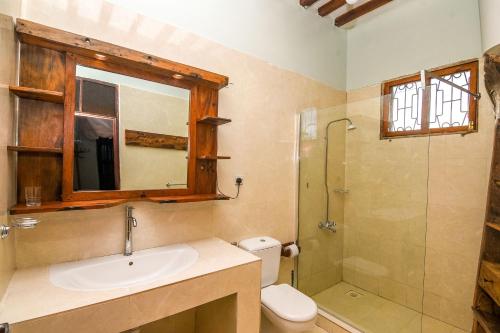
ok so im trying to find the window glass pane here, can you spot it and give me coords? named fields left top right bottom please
left=389, top=81, right=423, bottom=132
left=429, top=71, right=470, bottom=129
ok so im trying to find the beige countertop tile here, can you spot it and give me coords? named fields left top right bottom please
left=0, top=237, right=260, bottom=324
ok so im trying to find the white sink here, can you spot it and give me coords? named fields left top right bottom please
left=49, top=244, right=198, bottom=291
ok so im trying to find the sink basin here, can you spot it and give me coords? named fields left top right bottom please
left=49, top=244, right=198, bottom=291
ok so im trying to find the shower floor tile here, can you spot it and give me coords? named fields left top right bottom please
left=312, top=282, right=467, bottom=333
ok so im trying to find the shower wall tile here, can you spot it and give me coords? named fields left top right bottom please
left=406, top=286, right=424, bottom=312
left=343, top=87, right=429, bottom=313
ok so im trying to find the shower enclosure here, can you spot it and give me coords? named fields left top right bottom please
left=297, top=92, right=432, bottom=333
left=295, top=64, right=487, bottom=333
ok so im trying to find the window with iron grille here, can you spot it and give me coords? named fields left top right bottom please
left=381, top=61, right=479, bottom=139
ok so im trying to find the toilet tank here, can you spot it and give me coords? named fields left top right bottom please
left=238, top=236, right=282, bottom=288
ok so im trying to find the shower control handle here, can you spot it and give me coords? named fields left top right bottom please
left=318, top=220, right=337, bottom=233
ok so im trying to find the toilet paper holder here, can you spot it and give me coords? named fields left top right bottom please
left=281, top=242, right=300, bottom=257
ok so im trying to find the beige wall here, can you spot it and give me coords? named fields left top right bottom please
left=12, top=0, right=345, bottom=269
left=119, top=85, right=189, bottom=190
left=0, top=13, right=17, bottom=299
left=342, top=61, right=494, bottom=331
left=0, top=1, right=21, bottom=18
left=346, top=0, right=482, bottom=90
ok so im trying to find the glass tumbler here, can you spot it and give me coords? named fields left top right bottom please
left=25, top=186, right=42, bottom=207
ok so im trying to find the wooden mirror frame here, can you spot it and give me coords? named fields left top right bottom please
left=62, top=54, right=197, bottom=201
left=9, top=19, right=231, bottom=214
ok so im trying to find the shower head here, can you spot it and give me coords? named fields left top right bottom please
left=325, top=118, right=357, bottom=132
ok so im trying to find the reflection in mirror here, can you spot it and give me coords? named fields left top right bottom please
left=73, top=65, right=190, bottom=191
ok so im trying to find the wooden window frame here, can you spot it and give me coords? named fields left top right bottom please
left=381, top=60, right=479, bottom=139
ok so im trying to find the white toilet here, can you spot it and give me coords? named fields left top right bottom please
left=238, top=237, right=318, bottom=333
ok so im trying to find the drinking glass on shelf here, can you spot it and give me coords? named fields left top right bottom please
left=25, top=186, right=41, bottom=207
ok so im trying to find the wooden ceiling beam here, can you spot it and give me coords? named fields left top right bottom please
left=318, top=0, right=346, bottom=17
left=335, top=0, right=392, bottom=27
left=300, top=0, right=320, bottom=7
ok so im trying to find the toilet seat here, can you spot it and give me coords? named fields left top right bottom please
left=261, top=284, right=317, bottom=322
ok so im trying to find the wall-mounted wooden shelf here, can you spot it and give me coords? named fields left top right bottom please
left=473, top=309, right=500, bottom=333
left=9, top=85, right=64, bottom=104
left=7, top=145, right=63, bottom=154
left=9, top=194, right=230, bottom=215
left=486, top=222, right=500, bottom=232
left=197, top=116, right=231, bottom=126
left=148, top=194, right=229, bottom=204
left=9, top=199, right=128, bottom=215
left=197, top=155, right=231, bottom=160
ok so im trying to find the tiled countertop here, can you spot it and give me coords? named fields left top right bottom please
left=0, top=237, right=260, bottom=324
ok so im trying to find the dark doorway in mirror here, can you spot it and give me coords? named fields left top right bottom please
left=73, top=76, right=120, bottom=191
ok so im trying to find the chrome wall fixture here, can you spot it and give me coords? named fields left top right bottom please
left=0, top=225, right=9, bottom=239
left=12, top=217, right=39, bottom=229
left=0, top=217, right=40, bottom=239
left=319, top=118, right=356, bottom=233
left=0, top=322, right=10, bottom=333
left=166, top=182, right=188, bottom=188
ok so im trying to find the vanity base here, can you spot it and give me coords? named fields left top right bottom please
left=2, top=239, right=261, bottom=333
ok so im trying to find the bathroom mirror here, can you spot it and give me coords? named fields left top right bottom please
left=9, top=19, right=229, bottom=212
left=71, top=63, right=191, bottom=194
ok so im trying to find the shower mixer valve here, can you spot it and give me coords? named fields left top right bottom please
left=318, top=220, right=337, bottom=233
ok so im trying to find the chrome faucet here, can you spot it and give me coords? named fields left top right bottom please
left=125, top=206, right=138, bottom=256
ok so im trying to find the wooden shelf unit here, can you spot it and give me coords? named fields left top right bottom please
left=197, top=116, right=231, bottom=126
left=473, top=117, right=500, bottom=332
left=9, top=85, right=64, bottom=104
left=7, top=145, right=63, bottom=154
left=486, top=222, right=500, bottom=232
left=474, top=309, right=500, bottom=333
left=478, top=261, right=500, bottom=306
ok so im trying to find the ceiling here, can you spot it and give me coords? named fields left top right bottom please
left=299, top=0, right=393, bottom=28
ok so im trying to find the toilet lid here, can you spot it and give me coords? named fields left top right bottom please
left=261, top=284, right=317, bottom=322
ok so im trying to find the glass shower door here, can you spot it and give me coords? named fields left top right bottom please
left=296, top=92, right=430, bottom=333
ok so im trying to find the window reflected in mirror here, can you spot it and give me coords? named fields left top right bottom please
left=73, top=65, right=190, bottom=192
